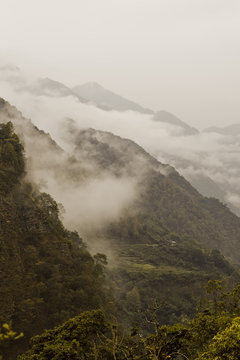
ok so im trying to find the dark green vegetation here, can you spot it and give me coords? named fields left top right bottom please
left=0, top=122, right=110, bottom=358
left=19, top=281, right=240, bottom=359
left=0, top=121, right=24, bottom=194
left=108, top=240, right=237, bottom=328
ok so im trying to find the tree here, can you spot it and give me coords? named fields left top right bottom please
left=197, top=317, right=240, bottom=360
left=18, top=310, right=109, bottom=360
left=0, top=323, right=23, bottom=360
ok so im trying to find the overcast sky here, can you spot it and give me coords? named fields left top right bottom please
left=0, top=0, right=240, bottom=128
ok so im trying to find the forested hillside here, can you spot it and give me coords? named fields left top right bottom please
left=66, top=127, right=240, bottom=326
left=1, top=97, right=240, bottom=267
left=1, top=99, right=240, bottom=358
left=0, top=0, right=239, bottom=355
left=0, top=122, right=110, bottom=359
left=69, top=126, right=240, bottom=264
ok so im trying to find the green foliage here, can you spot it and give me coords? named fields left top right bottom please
left=184, top=280, right=240, bottom=359
left=19, top=309, right=143, bottom=360
left=100, top=166, right=239, bottom=328
left=106, top=232, right=236, bottom=328
left=197, top=317, right=240, bottom=360
left=0, top=122, right=24, bottom=194
left=0, top=324, right=23, bottom=360
left=18, top=310, right=109, bottom=360
left=19, top=282, right=240, bottom=359
left=61, top=124, right=240, bottom=348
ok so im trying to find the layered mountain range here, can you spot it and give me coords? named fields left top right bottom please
left=0, top=97, right=240, bottom=339
left=1, top=66, right=240, bottom=358
left=2, top=67, right=240, bottom=218
left=1, top=97, right=240, bottom=262
left=73, top=81, right=154, bottom=114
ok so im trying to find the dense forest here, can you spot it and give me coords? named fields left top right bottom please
left=5, top=280, right=240, bottom=359
left=0, top=122, right=111, bottom=358
left=1, top=111, right=240, bottom=359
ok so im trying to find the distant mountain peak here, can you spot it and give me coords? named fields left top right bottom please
left=29, top=77, right=88, bottom=103
left=72, top=82, right=154, bottom=114
left=204, top=123, right=240, bottom=136
left=84, top=81, right=103, bottom=88
left=0, top=64, right=21, bottom=73
left=153, top=110, right=199, bottom=135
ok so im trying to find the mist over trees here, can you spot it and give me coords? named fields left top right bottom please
left=0, top=107, right=240, bottom=359
left=1, top=70, right=240, bottom=359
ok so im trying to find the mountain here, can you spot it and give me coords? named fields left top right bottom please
left=1, top=97, right=240, bottom=352
left=1, top=95, right=240, bottom=261
left=6, top=72, right=240, bottom=218
left=204, top=123, right=240, bottom=136
left=153, top=110, right=199, bottom=135
left=66, top=126, right=240, bottom=324
left=64, top=124, right=239, bottom=260
left=182, top=172, right=240, bottom=216
left=58, top=122, right=240, bottom=325
left=158, top=152, right=240, bottom=216
left=72, top=82, right=154, bottom=114
left=1, top=96, right=240, bottom=264
left=28, top=78, right=88, bottom=103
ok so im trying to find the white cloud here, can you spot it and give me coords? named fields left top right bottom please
left=1, top=69, right=240, bottom=220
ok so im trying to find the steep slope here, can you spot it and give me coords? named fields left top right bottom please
left=63, top=126, right=240, bottom=324
left=0, top=122, right=109, bottom=359
left=65, top=125, right=240, bottom=263
left=0, top=98, right=91, bottom=192
left=72, top=82, right=154, bottom=114
left=1, top=97, right=240, bottom=263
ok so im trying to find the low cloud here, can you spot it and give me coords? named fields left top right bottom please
left=1, top=65, right=240, bottom=222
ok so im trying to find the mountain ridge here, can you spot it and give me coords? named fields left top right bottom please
left=1, top=97, right=240, bottom=264
left=153, top=110, right=199, bottom=135
left=72, top=81, right=154, bottom=114
left=1, top=98, right=240, bottom=355
left=204, top=123, right=240, bottom=136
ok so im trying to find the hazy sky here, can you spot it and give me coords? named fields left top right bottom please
left=0, top=0, right=240, bottom=128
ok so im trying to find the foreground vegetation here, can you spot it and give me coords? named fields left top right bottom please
left=17, top=280, right=240, bottom=359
